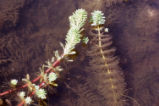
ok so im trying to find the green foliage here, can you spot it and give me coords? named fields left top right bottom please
left=25, top=97, right=32, bottom=104
left=35, top=88, right=47, bottom=99
left=48, top=72, right=57, bottom=83
left=0, top=9, right=112, bottom=106
left=10, top=79, right=18, bottom=86
left=82, top=37, right=89, bottom=44
left=90, top=10, right=105, bottom=26
left=64, top=9, right=87, bottom=56
left=69, top=9, right=87, bottom=30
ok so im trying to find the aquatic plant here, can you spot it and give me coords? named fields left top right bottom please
left=0, top=8, right=138, bottom=106
left=87, top=10, right=126, bottom=106
left=0, top=9, right=87, bottom=106
left=90, top=10, right=106, bottom=26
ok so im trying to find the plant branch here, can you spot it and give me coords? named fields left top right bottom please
left=0, top=58, right=61, bottom=97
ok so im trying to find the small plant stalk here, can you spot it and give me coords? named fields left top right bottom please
left=0, top=58, right=61, bottom=97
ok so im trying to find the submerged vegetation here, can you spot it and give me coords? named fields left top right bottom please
left=0, top=8, right=129, bottom=106
left=1, top=0, right=159, bottom=105
left=88, top=10, right=126, bottom=106
left=0, top=9, right=88, bottom=105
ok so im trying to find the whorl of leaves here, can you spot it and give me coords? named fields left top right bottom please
left=64, top=9, right=87, bottom=56
left=90, top=10, right=105, bottom=26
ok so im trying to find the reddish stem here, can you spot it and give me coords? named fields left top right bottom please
left=0, top=59, right=61, bottom=97
left=18, top=81, right=46, bottom=106
left=18, top=101, right=25, bottom=106
left=18, top=56, right=63, bottom=106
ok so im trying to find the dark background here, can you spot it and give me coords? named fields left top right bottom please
left=0, top=0, right=159, bottom=106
